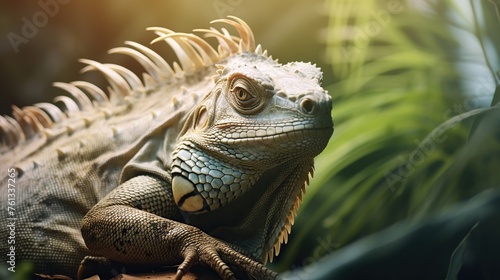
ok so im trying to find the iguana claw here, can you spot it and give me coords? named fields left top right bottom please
left=176, top=228, right=276, bottom=280
left=175, top=247, right=236, bottom=280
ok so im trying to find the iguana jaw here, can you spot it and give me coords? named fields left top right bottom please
left=170, top=122, right=332, bottom=213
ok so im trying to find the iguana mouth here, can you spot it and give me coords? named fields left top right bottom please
left=219, top=127, right=333, bottom=144
left=216, top=121, right=333, bottom=143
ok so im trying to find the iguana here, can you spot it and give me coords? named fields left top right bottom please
left=0, top=16, right=333, bottom=279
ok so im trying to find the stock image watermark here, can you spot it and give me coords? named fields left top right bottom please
left=301, top=234, right=339, bottom=270
left=283, top=233, right=340, bottom=280
left=342, top=0, right=404, bottom=59
left=5, top=168, right=17, bottom=273
left=384, top=130, right=447, bottom=190
left=384, top=88, right=491, bottom=190
left=7, top=0, right=71, bottom=54
left=213, top=0, right=243, bottom=18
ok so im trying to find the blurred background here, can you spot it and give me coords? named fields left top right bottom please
left=1, top=0, right=499, bottom=279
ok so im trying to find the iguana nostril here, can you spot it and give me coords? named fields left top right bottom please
left=300, top=98, right=317, bottom=115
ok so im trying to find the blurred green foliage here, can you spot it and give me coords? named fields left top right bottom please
left=273, top=0, right=500, bottom=279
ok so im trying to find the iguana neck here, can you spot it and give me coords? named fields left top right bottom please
left=184, top=159, right=312, bottom=262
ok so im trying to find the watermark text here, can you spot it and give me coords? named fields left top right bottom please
left=5, top=168, right=17, bottom=273
left=7, top=0, right=71, bottom=53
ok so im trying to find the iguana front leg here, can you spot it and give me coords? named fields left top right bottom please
left=80, top=175, right=276, bottom=280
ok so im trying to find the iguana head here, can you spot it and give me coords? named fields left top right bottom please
left=171, top=30, right=333, bottom=214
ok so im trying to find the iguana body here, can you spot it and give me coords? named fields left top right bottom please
left=0, top=17, right=333, bottom=279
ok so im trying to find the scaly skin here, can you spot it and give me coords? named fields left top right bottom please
left=81, top=176, right=276, bottom=279
left=0, top=17, right=333, bottom=279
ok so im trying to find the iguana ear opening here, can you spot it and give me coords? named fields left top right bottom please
left=193, top=105, right=209, bottom=131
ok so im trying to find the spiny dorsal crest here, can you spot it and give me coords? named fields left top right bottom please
left=0, top=16, right=268, bottom=151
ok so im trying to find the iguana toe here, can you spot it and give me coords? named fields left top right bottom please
left=177, top=228, right=275, bottom=280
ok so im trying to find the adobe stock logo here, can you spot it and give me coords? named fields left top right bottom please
left=342, top=0, right=404, bottom=59
left=7, top=0, right=71, bottom=54
left=213, top=0, right=243, bottom=18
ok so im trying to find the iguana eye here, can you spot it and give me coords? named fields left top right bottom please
left=232, top=86, right=256, bottom=107
left=228, top=76, right=267, bottom=115
left=234, top=87, right=252, bottom=102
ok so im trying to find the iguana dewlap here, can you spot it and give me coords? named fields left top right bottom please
left=0, top=17, right=333, bottom=279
